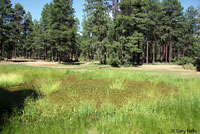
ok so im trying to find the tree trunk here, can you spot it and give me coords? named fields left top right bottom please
left=162, top=44, right=166, bottom=62
left=0, top=41, right=2, bottom=62
left=152, top=40, right=155, bottom=63
left=112, top=0, right=119, bottom=19
left=146, top=40, right=149, bottom=64
left=58, top=52, right=61, bottom=63
left=137, top=40, right=140, bottom=65
left=44, top=42, right=48, bottom=60
left=51, top=47, right=54, bottom=61
left=165, top=43, right=168, bottom=63
left=152, top=34, right=156, bottom=63
left=25, top=48, right=28, bottom=59
left=104, top=46, right=107, bottom=64
left=46, top=44, right=48, bottom=60
left=160, top=45, right=163, bottom=62
left=177, top=47, right=180, bottom=61
left=14, top=36, right=18, bottom=59
left=169, top=33, right=172, bottom=63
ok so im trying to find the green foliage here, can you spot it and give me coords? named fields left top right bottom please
left=0, top=0, right=13, bottom=60
left=195, top=59, right=200, bottom=71
left=107, top=52, right=120, bottom=67
left=23, top=11, right=34, bottom=58
left=178, top=57, right=195, bottom=65
left=182, top=63, right=196, bottom=70
left=82, top=0, right=111, bottom=64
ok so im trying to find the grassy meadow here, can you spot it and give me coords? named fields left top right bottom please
left=0, top=64, right=200, bottom=134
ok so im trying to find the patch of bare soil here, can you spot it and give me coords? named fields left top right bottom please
left=0, top=59, right=84, bottom=69
left=0, top=60, right=200, bottom=75
left=121, top=65, right=184, bottom=71
left=122, top=64, right=200, bottom=74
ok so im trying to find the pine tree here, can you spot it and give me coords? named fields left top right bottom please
left=146, top=0, right=163, bottom=63
left=0, top=0, right=13, bottom=61
left=13, top=3, right=25, bottom=59
left=83, top=0, right=111, bottom=64
left=161, top=0, right=183, bottom=63
left=32, top=19, right=43, bottom=59
left=41, top=3, right=52, bottom=60
left=115, top=0, right=149, bottom=65
left=51, top=0, right=76, bottom=63
left=23, top=11, right=34, bottom=58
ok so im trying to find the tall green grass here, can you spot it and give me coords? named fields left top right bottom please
left=0, top=65, right=200, bottom=134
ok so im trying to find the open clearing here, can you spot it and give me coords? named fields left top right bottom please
left=0, top=61, right=200, bottom=134
left=1, top=59, right=199, bottom=72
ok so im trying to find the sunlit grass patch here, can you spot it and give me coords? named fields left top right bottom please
left=0, top=73, right=24, bottom=87
left=39, top=81, right=61, bottom=94
left=109, top=79, right=125, bottom=90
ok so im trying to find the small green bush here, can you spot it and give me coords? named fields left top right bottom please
left=107, top=53, right=120, bottom=67
left=182, top=63, right=196, bottom=70
left=178, top=57, right=195, bottom=65
left=195, top=59, right=200, bottom=71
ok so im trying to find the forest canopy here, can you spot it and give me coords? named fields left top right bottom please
left=0, top=0, right=200, bottom=67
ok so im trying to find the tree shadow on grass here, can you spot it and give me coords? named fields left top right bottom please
left=0, top=88, right=39, bottom=131
left=62, top=62, right=84, bottom=65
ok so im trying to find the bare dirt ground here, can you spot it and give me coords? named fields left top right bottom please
left=122, top=64, right=185, bottom=71
left=0, top=59, right=200, bottom=75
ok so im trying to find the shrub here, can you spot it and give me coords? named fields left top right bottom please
left=195, top=59, right=200, bottom=71
left=182, top=63, right=196, bottom=70
left=107, top=52, right=120, bottom=67
left=178, top=57, right=195, bottom=65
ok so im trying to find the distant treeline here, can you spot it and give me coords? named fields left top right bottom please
left=0, top=0, right=200, bottom=66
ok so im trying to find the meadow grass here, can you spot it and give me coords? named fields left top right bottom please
left=0, top=65, right=200, bottom=134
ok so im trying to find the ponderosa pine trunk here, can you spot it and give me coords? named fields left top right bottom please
left=165, top=42, right=168, bottom=63
left=58, top=51, right=60, bottom=63
left=169, top=33, right=172, bottom=63
left=44, top=42, right=48, bottom=60
left=111, top=0, right=119, bottom=19
left=152, top=34, right=156, bottom=63
left=45, top=45, right=48, bottom=60
left=146, top=40, right=149, bottom=64
left=177, top=47, right=180, bottom=61
left=161, top=43, right=165, bottom=62
left=0, top=41, right=2, bottom=62
left=160, top=45, right=163, bottom=62
left=14, top=37, right=18, bottom=59
left=25, top=48, right=28, bottom=59
left=104, top=46, right=107, bottom=64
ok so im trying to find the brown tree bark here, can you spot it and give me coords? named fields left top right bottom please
left=160, top=45, right=163, bottom=62
left=169, top=33, right=172, bottom=63
left=152, top=34, right=156, bottom=63
left=25, top=48, right=28, bottom=59
left=177, top=47, right=180, bottom=61
left=14, top=37, right=18, bottom=59
left=44, top=42, right=48, bottom=61
left=152, top=40, right=155, bottom=63
left=0, top=42, right=2, bottom=62
left=161, top=43, right=165, bottom=62
left=165, top=43, right=168, bottom=63
left=103, top=0, right=119, bottom=19
left=146, top=40, right=149, bottom=64
left=58, top=52, right=61, bottom=63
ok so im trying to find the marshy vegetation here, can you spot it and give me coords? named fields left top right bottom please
left=0, top=64, right=200, bottom=134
